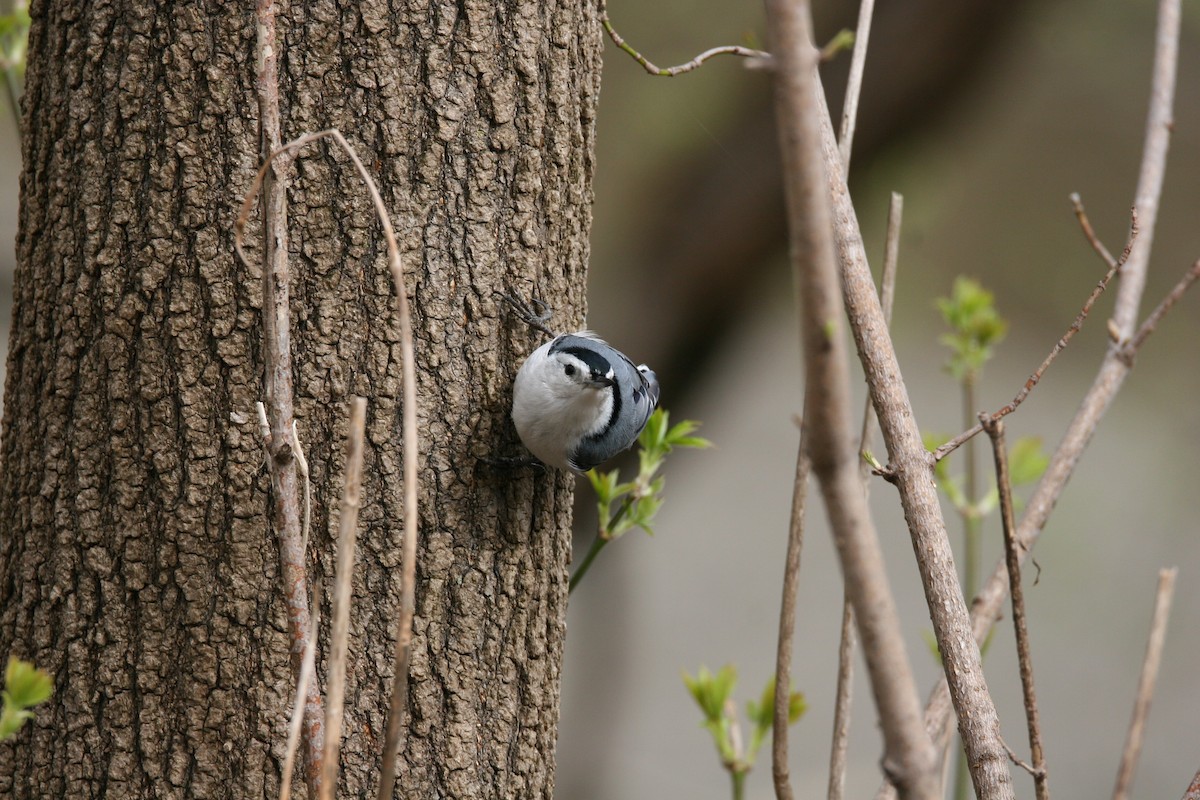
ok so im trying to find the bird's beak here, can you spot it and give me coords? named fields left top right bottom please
left=588, top=372, right=615, bottom=388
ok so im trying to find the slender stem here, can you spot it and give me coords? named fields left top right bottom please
left=833, top=191, right=900, bottom=800
left=962, top=373, right=980, bottom=601
left=319, top=398, right=368, bottom=800
left=281, top=591, right=320, bottom=800
left=732, top=770, right=747, bottom=800
left=837, top=0, right=876, bottom=172
left=953, top=376, right=979, bottom=800
left=569, top=535, right=609, bottom=594
left=772, top=427, right=810, bottom=800
left=827, top=594, right=856, bottom=800
left=1070, top=193, right=1118, bottom=268
left=1112, top=568, right=1178, bottom=800
left=982, top=417, right=1049, bottom=800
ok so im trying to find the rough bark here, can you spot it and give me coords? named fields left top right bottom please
left=0, top=1, right=600, bottom=798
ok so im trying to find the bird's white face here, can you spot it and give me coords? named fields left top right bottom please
left=511, top=345, right=617, bottom=469
left=547, top=351, right=615, bottom=396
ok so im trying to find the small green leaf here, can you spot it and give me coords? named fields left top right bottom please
left=0, top=658, right=52, bottom=742
left=0, top=706, right=34, bottom=740
left=683, top=665, right=737, bottom=725
left=1008, top=436, right=1049, bottom=486
left=5, top=658, right=52, bottom=709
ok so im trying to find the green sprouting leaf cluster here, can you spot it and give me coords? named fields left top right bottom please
left=683, top=665, right=806, bottom=792
left=587, top=408, right=711, bottom=541
left=0, top=656, right=52, bottom=741
left=0, top=6, right=31, bottom=74
left=936, top=277, right=1008, bottom=381
left=570, top=408, right=711, bottom=593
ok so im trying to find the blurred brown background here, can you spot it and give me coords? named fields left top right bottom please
left=1, top=0, right=1197, bottom=797
left=560, top=0, right=1200, bottom=798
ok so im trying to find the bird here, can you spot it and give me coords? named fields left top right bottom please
left=511, top=331, right=660, bottom=473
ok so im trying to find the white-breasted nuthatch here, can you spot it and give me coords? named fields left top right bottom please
left=511, top=332, right=660, bottom=473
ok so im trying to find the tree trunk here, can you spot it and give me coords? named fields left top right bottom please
left=0, top=1, right=600, bottom=797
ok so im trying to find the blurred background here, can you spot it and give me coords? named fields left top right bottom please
left=559, top=0, right=1200, bottom=798
left=1, top=0, right=1197, bottom=798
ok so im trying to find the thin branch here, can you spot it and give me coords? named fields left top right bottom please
left=837, top=0, right=876, bottom=173
left=932, top=209, right=1137, bottom=464
left=599, top=0, right=769, bottom=77
left=319, top=398, right=368, bottom=800
left=1112, top=0, right=1179, bottom=334
left=1181, top=767, right=1200, bottom=800
left=901, top=0, right=1183, bottom=785
left=772, top=426, right=809, bottom=800
left=1112, top=568, right=1178, bottom=800
left=281, top=593, right=320, bottom=800
left=860, top=192, right=903, bottom=459
left=1000, top=737, right=1045, bottom=780
left=1070, top=193, right=1118, bottom=269
left=1118, top=258, right=1200, bottom=362
left=981, top=416, right=1048, bottom=800
left=831, top=191, right=901, bottom=800
left=814, top=64, right=1014, bottom=800
left=826, top=595, right=856, bottom=800
left=232, top=128, right=421, bottom=800
left=251, top=0, right=323, bottom=791
left=764, top=2, right=938, bottom=796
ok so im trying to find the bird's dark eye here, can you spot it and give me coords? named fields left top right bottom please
left=564, top=364, right=576, bottom=377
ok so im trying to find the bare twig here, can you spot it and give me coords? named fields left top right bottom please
left=826, top=595, right=856, bottom=800
left=1118, top=258, right=1200, bottom=361
left=764, top=3, right=938, bottom=796
left=772, top=427, right=809, bottom=800
left=831, top=191, right=901, bottom=800
left=1181, top=767, right=1200, bottom=800
left=281, top=595, right=320, bottom=800
left=1000, top=737, right=1045, bottom=780
left=250, top=0, right=323, bottom=791
left=814, top=65, right=1014, bottom=800
left=1070, top=193, right=1118, bottom=268
left=598, top=0, right=769, bottom=77
left=1112, top=568, right=1178, bottom=800
left=1113, top=0, right=1179, bottom=333
left=859, top=192, right=903, bottom=458
left=837, top=0, right=876, bottom=173
left=903, top=0, right=1183, bottom=776
left=981, top=416, right=1048, bottom=800
left=931, top=209, right=1137, bottom=464
left=233, top=128, right=421, bottom=800
left=319, top=398, right=368, bottom=800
